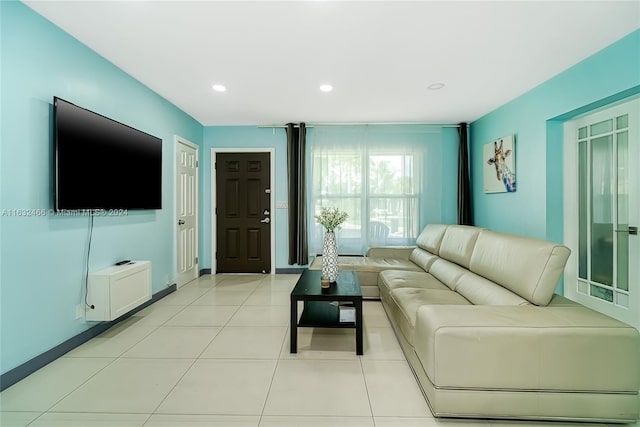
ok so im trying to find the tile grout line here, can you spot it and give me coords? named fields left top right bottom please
left=144, top=277, right=251, bottom=417
left=145, top=355, right=200, bottom=418
left=255, top=275, right=289, bottom=425
left=359, top=354, right=377, bottom=423
left=256, top=340, right=286, bottom=425
left=20, top=300, right=195, bottom=424
left=37, top=312, right=169, bottom=418
left=67, top=302, right=195, bottom=420
left=146, top=274, right=269, bottom=420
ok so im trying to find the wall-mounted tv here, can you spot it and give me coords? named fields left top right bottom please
left=54, top=97, right=162, bottom=211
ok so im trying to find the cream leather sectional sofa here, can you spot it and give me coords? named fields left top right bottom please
left=312, top=224, right=640, bottom=422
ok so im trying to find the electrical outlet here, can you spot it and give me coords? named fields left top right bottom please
left=75, top=304, right=83, bottom=319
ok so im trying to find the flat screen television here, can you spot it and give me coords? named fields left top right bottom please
left=54, top=97, right=162, bottom=211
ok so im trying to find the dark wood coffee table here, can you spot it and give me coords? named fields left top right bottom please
left=290, top=269, right=363, bottom=355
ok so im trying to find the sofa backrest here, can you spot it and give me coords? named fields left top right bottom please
left=429, top=258, right=531, bottom=305
left=414, top=223, right=448, bottom=254
left=455, top=271, right=531, bottom=305
left=413, top=224, right=487, bottom=266
left=438, top=225, right=483, bottom=269
left=469, top=230, right=571, bottom=306
left=410, top=223, right=449, bottom=271
left=409, top=249, right=439, bottom=272
left=429, top=258, right=467, bottom=291
left=410, top=224, right=570, bottom=306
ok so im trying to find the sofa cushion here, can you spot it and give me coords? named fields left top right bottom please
left=409, top=248, right=439, bottom=271
left=378, top=270, right=448, bottom=301
left=314, top=255, right=421, bottom=275
left=364, top=256, right=422, bottom=273
left=455, top=271, right=531, bottom=306
left=365, top=246, right=414, bottom=259
left=414, top=305, right=640, bottom=393
left=428, top=258, right=468, bottom=291
left=379, top=270, right=449, bottom=291
left=415, top=223, right=448, bottom=254
left=438, top=225, right=482, bottom=268
left=389, top=288, right=470, bottom=346
left=469, top=230, right=571, bottom=306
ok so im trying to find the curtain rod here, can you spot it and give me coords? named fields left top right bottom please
left=257, top=122, right=464, bottom=128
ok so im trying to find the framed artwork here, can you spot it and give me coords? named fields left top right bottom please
left=483, top=135, right=516, bottom=193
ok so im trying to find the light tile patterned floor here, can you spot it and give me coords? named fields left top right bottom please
left=0, top=274, right=637, bottom=427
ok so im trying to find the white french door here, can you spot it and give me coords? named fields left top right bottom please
left=176, top=137, right=199, bottom=287
left=564, top=97, right=639, bottom=329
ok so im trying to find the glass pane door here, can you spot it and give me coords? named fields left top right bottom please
left=564, top=98, right=639, bottom=328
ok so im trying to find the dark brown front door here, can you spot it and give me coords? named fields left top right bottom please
left=216, top=152, right=271, bottom=273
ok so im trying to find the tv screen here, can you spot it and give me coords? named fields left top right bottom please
left=54, top=97, right=162, bottom=211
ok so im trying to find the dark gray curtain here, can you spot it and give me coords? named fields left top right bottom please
left=457, top=123, right=473, bottom=225
left=286, top=123, right=308, bottom=265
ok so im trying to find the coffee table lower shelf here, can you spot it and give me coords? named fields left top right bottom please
left=298, top=301, right=356, bottom=328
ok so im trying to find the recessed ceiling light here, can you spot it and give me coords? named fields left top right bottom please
left=428, top=82, right=445, bottom=90
left=319, top=84, right=333, bottom=92
left=212, top=84, right=226, bottom=92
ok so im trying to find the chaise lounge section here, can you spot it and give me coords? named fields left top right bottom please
left=313, top=224, right=640, bottom=422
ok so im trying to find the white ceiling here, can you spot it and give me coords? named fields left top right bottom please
left=23, top=1, right=640, bottom=126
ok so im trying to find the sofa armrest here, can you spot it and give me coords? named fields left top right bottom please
left=365, top=246, right=414, bottom=259
left=413, top=305, right=640, bottom=393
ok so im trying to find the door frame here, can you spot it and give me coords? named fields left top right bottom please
left=563, top=97, right=639, bottom=328
left=211, top=148, right=275, bottom=274
left=175, top=135, right=199, bottom=287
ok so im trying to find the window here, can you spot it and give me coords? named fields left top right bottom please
left=309, top=126, right=436, bottom=255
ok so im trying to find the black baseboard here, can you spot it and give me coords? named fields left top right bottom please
left=0, top=284, right=177, bottom=392
left=200, top=268, right=306, bottom=275
left=275, top=268, right=307, bottom=274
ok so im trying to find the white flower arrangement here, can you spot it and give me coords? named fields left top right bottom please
left=315, top=207, right=348, bottom=232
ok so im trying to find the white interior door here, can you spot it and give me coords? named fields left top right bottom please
left=564, top=97, right=639, bottom=329
left=176, top=137, right=199, bottom=287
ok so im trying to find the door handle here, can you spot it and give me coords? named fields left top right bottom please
left=178, top=219, right=185, bottom=225
left=615, top=226, right=638, bottom=235
left=260, top=218, right=270, bottom=224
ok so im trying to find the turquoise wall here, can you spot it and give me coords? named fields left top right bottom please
left=0, top=2, right=203, bottom=374
left=200, top=126, right=459, bottom=270
left=200, top=126, right=290, bottom=269
left=470, top=30, right=640, bottom=245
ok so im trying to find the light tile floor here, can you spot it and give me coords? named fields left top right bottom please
left=0, top=274, right=637, bottom=427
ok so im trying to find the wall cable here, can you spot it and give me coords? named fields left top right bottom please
left=85, top=212, right=95, bottom=309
